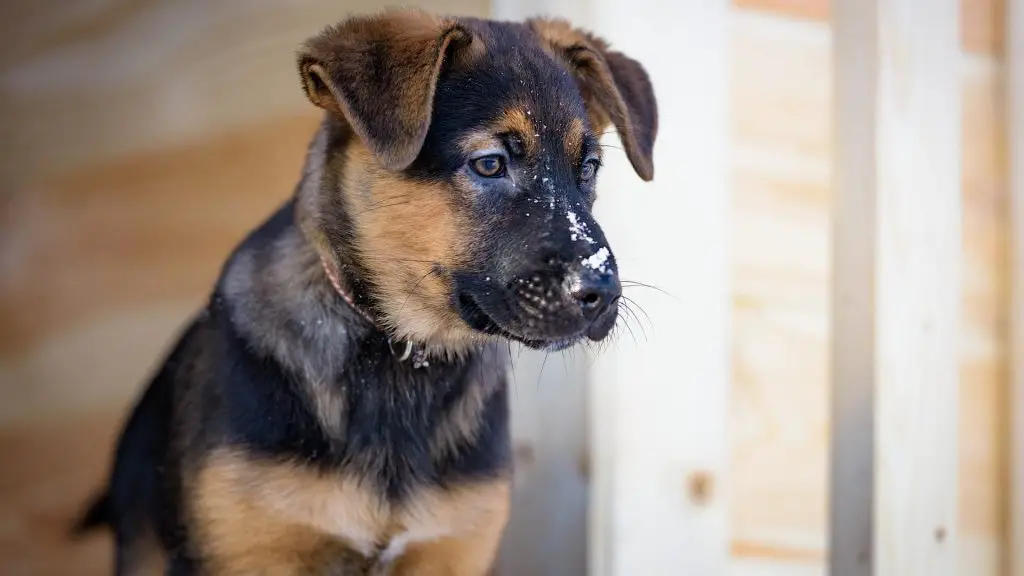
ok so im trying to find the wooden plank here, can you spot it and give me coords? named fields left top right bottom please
left=496, top=0, right=730, bottom=574
left=733, top=0, right=828, bottom=21
left=732, top=0, right=1006, bottom=56
left=829, top=0, right=880, bottom=570
left=830, top=0, right=962, bottom=575
left=582, top=1, right=732, bottom=575
left=960, top=0, right=1006, bottom=56
left=0, top=0, right=489, bottom=186
left=729, top=12, right=1005, bottom=574
left=1009, top=0, right=1024, bottom=573
left=486, top=2, right=594, bottom=576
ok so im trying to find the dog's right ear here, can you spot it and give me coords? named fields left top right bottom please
left=297, top=10, right=478, bottom=171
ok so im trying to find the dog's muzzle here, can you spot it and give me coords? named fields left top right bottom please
left=453, top=247, right=622, bottom=348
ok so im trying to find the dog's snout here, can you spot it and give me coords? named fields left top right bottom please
left=567, top=268, right=620, bottom=321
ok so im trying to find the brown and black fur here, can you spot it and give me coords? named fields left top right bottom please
left=73, top=9, right=657, bottom=575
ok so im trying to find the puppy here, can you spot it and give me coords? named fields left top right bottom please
left=74, top=9, right=657, bottom=575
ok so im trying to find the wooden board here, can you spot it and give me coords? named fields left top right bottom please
left=732, top=0, right=1006, bottom=56
left=730, top=10, right=1008, bottom=575
left=832, top=0, right=963, bottom=574
left=1009, top=0, right=1024, bottom=573
left=584, top=0, right=732, bottom=570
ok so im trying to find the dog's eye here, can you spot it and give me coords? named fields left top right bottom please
left=471, top=155, right=506, bottom=178
left=580, top=159, right=601, bottom=182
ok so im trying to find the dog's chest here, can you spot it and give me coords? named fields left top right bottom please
left=305, top=345, right=509, bottom=492
left=195, top=449, right=509, bottom=570
left=306, top=480, right=466, bottom=560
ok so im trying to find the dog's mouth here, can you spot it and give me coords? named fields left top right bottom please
left=455, top=289, right=608, bottom=351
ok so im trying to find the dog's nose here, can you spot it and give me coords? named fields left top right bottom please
left=568, top=268, right=621, bottom=321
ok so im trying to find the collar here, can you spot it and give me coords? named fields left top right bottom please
left=317, top=253, right=429, bottom=368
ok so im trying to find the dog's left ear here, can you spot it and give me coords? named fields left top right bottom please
left=528, top=18, right=658, bottom=181
left=297, top=10, right=478, bottom=171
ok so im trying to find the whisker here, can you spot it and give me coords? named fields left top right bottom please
left=580, top=341, right=599, bottom=371
left=616, top=305, right=642, bottom=349
left=351, top=198, right=413, bottom=217
left=620, top=279, right=679, bottom=301
left=364, top=256, right=441, bottom=266
left=537, top=351, right=551, bottom=392
left=620, top=295, right=654, bottom=335
left=396, top=268, right=439, bottom=321
left=516, top=342, right=528, bottom=364
left=618, top=298, right=649, bottom=342
left=507, top=340, right=519, bottom=398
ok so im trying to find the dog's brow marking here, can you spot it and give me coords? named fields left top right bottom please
left=564, top=118, right=585, bottom=159
left=493, top=107, right=537, bottom=157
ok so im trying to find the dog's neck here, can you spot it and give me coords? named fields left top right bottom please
left=316, top=250, right=376, bottom=326
left=295, top=119, right=382, bottom=322
left=221, top=119, right=472, bottom=384
left=294, top=118, right=485, bottom=363
left=316, top=248, right=431, bottom=368
left=219, top=202, right=448, bottom=382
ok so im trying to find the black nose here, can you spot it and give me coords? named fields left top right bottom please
left=568, top=269, right=621, bottom=320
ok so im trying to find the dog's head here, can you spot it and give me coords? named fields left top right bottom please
left=296, top=10, right=657, bottom=354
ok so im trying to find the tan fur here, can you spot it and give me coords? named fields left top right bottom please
left=190, top=449, right=510, bottom=574
left=564, top=117, right=586, bottom=160
left=458, top=106, right=540, bottom=160
left=388, top=517, right=509, bottom=576
left=494, top=106, right=539, bottom=157
left=457, top=131, right=504, bottom=157
left=341, top=142, right=484, bottom=355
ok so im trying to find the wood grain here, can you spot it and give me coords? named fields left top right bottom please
left=730, top=11, right=1007, bottom=575
left=732, top=0, right=1006, bottom=55
left=835, top=0, right=963, bottom=573
left=0, top=413, right=121, bottom=575
left=1008, top=1, right=1024, bottom=573
left=0, top=3, right=1010, bottom=576
left=0, top=0, right=489, bottom=187
left=584, top=0, right=732, bottom=574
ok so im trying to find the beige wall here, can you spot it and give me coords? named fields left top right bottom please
left=0, top=0, right=1010, bottom=574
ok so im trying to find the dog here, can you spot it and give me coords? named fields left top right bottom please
left=73, top=9, right=657, bottom=575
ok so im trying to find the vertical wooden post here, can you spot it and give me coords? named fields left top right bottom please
left=830, top=0, right=962, bottom=575
left=1009, top=0, right=1024, bottom=573
left=830, top=0, right=880, bottom=571
left=488, top=2, right=597, bottom=573
left=491, top=1, right=728, bottom=574
left=583, top=1, right=731, bottom=575
left=496, top=0, right=731, bottom=573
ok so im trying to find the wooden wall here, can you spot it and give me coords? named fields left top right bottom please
left=729, top=0, right=1009, bottom=574
left=0, top=0, right=1010, bottom=575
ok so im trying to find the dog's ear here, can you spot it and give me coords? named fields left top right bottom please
left=298, top=10, right=478, bottom=171
left=528, top=18, right=658, bottom=181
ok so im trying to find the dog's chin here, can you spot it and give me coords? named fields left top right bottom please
left=455, top=292, right=595, bottom=351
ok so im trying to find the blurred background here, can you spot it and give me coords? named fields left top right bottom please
left=0, top=0, right=1011, bottom=575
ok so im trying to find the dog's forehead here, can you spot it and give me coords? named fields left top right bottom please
left=438, top=19, right=589, bottom=131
